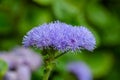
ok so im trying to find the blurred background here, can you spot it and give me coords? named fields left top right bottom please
left=0, top=0, right=120, bottom=80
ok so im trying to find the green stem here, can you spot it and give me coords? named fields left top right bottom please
left=42, top=49, right=67, bottom=80
left=42, top=49, right=55, bottom=80
left=43, top=65, right=53, bottom=80
left=54, top=51, right=67, bottom=59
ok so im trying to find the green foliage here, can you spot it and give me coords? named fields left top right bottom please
left=0, top=59, right=8, bottom=77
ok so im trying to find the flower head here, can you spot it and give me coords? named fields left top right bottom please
left=12, top=47, right=43, bottom=71
left=0, top=47, right=42, bottom=71
left=23, top=21, right=96, bottom=51
left=0, top=47, right=42, bottom=80
left=67, top=62, right=92, bottom=80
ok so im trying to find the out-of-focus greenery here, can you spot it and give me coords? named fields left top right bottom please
left=0, top=59, right=8, bottom=78
left=0, top=0, right=120, bottom=80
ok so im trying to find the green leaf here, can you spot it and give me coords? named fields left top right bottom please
left=33, top=0, right=52, bottom=6
left=0, top=59, right=8, bottom=77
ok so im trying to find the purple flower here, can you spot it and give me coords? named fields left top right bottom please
left=67, top=62, right=92, bottom=80
left=12, top=47, right=43, bottom=71
left=0, top=47, right=43, bottom=80
left=0, top=47, right=42, bottom=71
left=23, top=21, right=96, bottom=51
left=4, top=65, right=31, bottom=80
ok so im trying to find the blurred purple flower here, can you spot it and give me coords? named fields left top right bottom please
left=12, top=47, right=43, bottom=71
left=4, top=71, right=17, bottom=80
left=67, top=62, right=92, bottom=80
left=0, top=47, right=43, bottom=80
left=4, top=65, right=31, bottom=80
left=23, top=21, right=96, bottom=52
left=0, top=47, right=42, bottom=71
left=17, top=65, right=31, bottom=80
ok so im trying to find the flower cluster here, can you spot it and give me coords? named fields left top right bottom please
left=23, top=21, right=96, bottom=51
left=0, top=47, right=42, bottom=80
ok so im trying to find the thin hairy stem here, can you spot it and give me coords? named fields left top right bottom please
left=54, top=51, right=67, bottom=59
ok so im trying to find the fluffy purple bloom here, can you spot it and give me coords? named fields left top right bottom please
left=23, top=21, right=96, bottom=51
left=5, top=66, right=31, bottom=80
left=67, top=62, right=92, bottom=80
left=12, top=47, right=43, bottom=71
left=0, top=47, right=43, bottom=80
left=0, top=47, right=42, bottom=71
